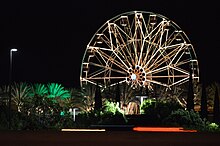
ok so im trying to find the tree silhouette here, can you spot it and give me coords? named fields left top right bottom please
left=186, top=67, right=194, bottom=111
left=200, top=82, right=207, bottom=119
left=115, top=83, right=120, bottom=108
left=213, top=85, right=220, bottom=123
left=146, top=87, right=149, bottom=97
left=94, top=84, right=102, bottom=111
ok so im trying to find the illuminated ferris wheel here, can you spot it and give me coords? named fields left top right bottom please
left=80, top=11, right=199, bottom=90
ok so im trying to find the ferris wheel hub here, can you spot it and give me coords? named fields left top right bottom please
left=131, top=74, right=137, bottom=80
left=126, top=65, right=147, bottom=88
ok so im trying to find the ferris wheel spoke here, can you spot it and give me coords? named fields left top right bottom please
left=175, top=59, right=191, bottom=67
left=92, top=48, right=108, bottom=65
left=143, top=46, right=165, bottom=69
left=145, top=78, right=169, bottom=88
left=141, top=25, right=165, bottom=67
left=169, top=77, right=189, bottom=87
left=114, top=27, right=134, bottom=67
left=81, top=78, right=97, bottom=86
left=161, top=30, right=183, bottom=48
left=95, top=47, right=128, bottom=71
left=87, top=67, right=107, bottom=79
left=169, top=66, right=189, bottom=75
left=144, top=32, right=161, bottom=62
left=88, top=49, right=128, bottom=74
left=113, top=33, right=135, bottom=67
left=107, top=23, right=135, bottom=68
left=87, top=76, right=127, bottom=80
left=172, top=49, right=188, bottom=66
left=144, top=20, right=164, bottom=40
left=101, top=32, right=131, bottom=67
left=137, top=19, right=149, bottom=66
left=146, top=74, right=188, bottom=88
left=145, top=22, right=164, bottom=50
left=147, top=48, right=168, bottom=70
left=146, top=65, right=168, bottom=75
left=148, top=43, right=186, bottom=70
left=88, top=62, right=127, bottom=76
left=168, top=44, right=188, bottom=65
left=112, top=50, right=129, bottom=69
left=131, top=13, right=146, bottom=64
left=147, top=48, right=180, bottom=70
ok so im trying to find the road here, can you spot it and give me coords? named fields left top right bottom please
left=0, top=130, right=220, bottom=146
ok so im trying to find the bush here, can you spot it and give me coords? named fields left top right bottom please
left=207, top=123, right=220, bottom=132
left=140, top=99, right=183, bottom=125
left=74, top=101, right=128, bottom=128
left=163, top=109, right=220, bottom=132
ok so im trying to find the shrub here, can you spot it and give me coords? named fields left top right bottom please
left=140, top=99, right=183, bottom=125
left=163, top=109, right=220, bottom=132
left=74, top=101, right=128, bottom=128
left=207, top=123, right=220, bottom=132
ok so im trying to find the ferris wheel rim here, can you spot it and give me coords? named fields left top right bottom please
left=80, top=10, right=199, bottom=89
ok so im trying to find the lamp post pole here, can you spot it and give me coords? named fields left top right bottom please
left=8, top=48, right=17, bottom=129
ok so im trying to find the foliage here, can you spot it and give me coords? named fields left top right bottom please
left=47, top=83, right=71, bottom=99
left=140, top=98, right=183, bottom=125
left=12, top=82, right=31, bottom=112
left=30, top=83, right=48, bottom=97
left=103, top=100, right=123, bottom=114
left=102, top=82, right=136, bottom=106
left=0, top=104, right=8, bottom=130
left=207, top=123, right=220, bottom=132
left=140, top=99, right=156, bottom=114
left=101, top=100, right=127, bottom=124
left=75, top=100, right=128, bottom=128
left=0, top=82, right=74, bottom=130
left=70, top=87, right=94, bottom=112
left=2, top=81, right=220, bottom=131
left=74, top=110, right=102, bottom=128
left=163, top=109, right=220, bottom=132
left=0, top=85, right=9, bottom=103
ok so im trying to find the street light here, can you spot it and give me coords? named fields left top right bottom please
left=8, top=48, right=17, bottom=129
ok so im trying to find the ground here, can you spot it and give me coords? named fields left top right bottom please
left=0, top=130, right=220, bottom=146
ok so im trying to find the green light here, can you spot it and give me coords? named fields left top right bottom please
left=60, top=111, right=65, bottom=116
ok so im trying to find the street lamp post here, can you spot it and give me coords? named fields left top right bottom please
left=8, top=48, right=17, bottom=129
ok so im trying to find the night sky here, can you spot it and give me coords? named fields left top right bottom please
left=0, top=0, right=219, bottom=88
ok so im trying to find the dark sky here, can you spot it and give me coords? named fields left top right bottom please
left=0, top=0, right=219, bottom=88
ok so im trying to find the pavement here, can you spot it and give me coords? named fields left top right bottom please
left=0, top=130, right=220, bottom=146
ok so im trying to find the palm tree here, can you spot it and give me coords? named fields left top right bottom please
left=28, top=83, right=49, bottom=115
left=11, top=82, right=31, bottom=112
left=0, top=85, right=9, bottom=105
left=206, top=82, right=219, bottom=111
left=47, top=83, right=71, bottom=99
left=0, top=85, right=9, bottom=129
left=30, top=83, right=48, bottom=97
left=70, top=86, right=95, bottom=112
left=47, top=83, right=71, bottom=113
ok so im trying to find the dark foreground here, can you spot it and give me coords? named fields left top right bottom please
left=0, top=130, right=220, bottom=146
